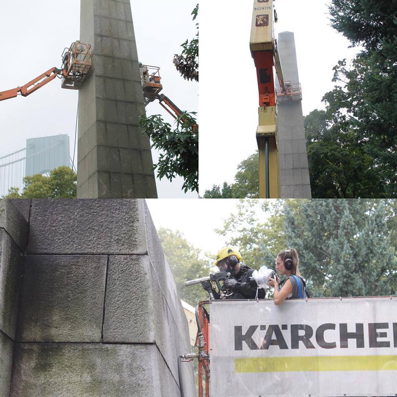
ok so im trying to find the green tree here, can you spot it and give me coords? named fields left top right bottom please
left=305, top=110, right=384, bottom=198
left=4, top=187, right=22, bottom=199
left=216, top=200, right=286, bottom=269
left=3, top=166, right=77, bottom=198
left=387, top=200, right=397, bottom=251
left=216, top=199, right=397, bottom=297
left=283, top=200, right=397, bottom=297
left=158, top=228, right=210, bottom=306
left=321, top=55, right=397, bottom=195
left=141, top=113, right=198, bottom=192
left=173, top=4, right=199, bottom=82
left=329, top=0, right=397, bottom=49
left=202, top=182, right=234, bottom=198
left=203, top=152, right=259, bottom=198
left=231, top=153, right=260, bottom=198
left=141, top=4, right=199, bottom=193
left=308, top=0, right=397, bottom=197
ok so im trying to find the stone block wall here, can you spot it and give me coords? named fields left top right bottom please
left=0, top=199, right=194, bottom=396
left=0, top=201, right=27, bottom=396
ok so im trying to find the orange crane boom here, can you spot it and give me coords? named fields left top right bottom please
left=140, top=64, right=197, bottom=131
left=157, top=93, right=184, bottom=120
left=0, top=41, right=92, bottom=101
left=0, top=68, right=60, bottom=101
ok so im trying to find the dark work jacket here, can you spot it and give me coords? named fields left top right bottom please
left=225, top=265, right=265, bottom=300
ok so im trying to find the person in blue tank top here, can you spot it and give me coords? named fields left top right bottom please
left=268, top=248, right=308, bottom=305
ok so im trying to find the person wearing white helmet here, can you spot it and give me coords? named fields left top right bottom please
left=268, top=248, right=309, bottom=305
left=203, top=247, right=265, bottom=300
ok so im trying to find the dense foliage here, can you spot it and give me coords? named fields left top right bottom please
left=158, top=228, right=210, bottom=306
left=140, top=113, right=198, bottom=192
left=3, top=166, right=77, bottom=198
left=203, top=152, right=259, bottom=198
left=284, top=200, right=397, bottom=296
left=215, top=200, right=286, bottom=267
left=160, top=200, right=397, bottom=299
left=173, top=4, right=199, bottom=81
left=141, top=4, right=199, bottom=193
left=308, top=0, right=397, bottom=197
left=217, top=200, right=397, bottom=297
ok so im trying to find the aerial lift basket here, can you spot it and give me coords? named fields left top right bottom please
left=140, top=65, right=163, bottom=104
left=61, top=41, right=93, bottom=89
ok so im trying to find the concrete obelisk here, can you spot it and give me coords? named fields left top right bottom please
left=77, top=0, right=157, bottom=198
left=277, top=32, right=312, bottom=198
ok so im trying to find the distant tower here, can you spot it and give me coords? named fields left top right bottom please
left=277, top=32, right=311, bottom=198
left=25, top=134, right=70, bottom=176
left=78, top=0, right=157, bottom=198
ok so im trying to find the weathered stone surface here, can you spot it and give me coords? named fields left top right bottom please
left=77, top=0, right=157, bottom=198
left=103, top=204, right=195, bottom=394
left=17, top=255, right=107, bottom=342
left=28, top=199, right=147, bottom=254
left=143, top=203, right=169, bottom=291
left=0, top=231, right=23, bottom=339
left=0, top=200, right=28, bottom=250
left=0, top=331, right=13, bottom=397
left=11, top=343, right=181, bottom=397
left=277, top=32, right=311, bottom=199
left=144, top=205, right=188, bottom=328
left=9, top=199, right=31, bottom=223
left=146, top=263, right=194, bottom=389
left=7, top=199, right=195, bottom=395
left=103, top=255, right=153, bottom=342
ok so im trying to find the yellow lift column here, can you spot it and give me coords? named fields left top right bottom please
left=250, top=0, right=280, bottom=198
left=257, top=107, right=279, bottom=198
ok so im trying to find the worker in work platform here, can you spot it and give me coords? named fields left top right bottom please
left=202, top=247, right=265, bottom=300
left=268, top=248, right=309, bottom=305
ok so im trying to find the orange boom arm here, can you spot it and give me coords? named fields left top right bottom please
left=0, top=67, right=60, bottom=101
left=0, top=41, right=92, bottom=101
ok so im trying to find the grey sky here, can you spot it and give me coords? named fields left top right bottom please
left=0, top=0, right=198, bottom=197
left=199, top=0, right=358, bottom=194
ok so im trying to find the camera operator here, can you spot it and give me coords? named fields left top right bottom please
left=202, top=247, right=265, bottom=300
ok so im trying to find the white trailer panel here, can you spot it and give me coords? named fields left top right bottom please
left=210, top=298, right=397, bottom=396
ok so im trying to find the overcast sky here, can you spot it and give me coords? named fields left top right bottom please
left=199, top=0, right=358, bottom=195
left=0, top=0, right=198, bottom=198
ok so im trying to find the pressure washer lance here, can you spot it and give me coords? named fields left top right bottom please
left=185, top=271, right=231, bottom=300
left=184, top=276, right=212, bottom=287
left=185, top=276, right=213, bottom=299
left=179, top=353, right=199, bottom=362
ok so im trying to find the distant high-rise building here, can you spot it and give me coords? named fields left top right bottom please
left=25, top=134, right=70, bottom=177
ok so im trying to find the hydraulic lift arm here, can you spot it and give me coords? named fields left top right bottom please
left=0, top=67, right=60, bottom=101
left=157, top=93, right=184, bottom=120
left=250, top=0, right=302, bottom=198
left=140, top=64, right=197, bottom=131
left=250, top=0, right=283, bottom=198
left=0, top=41, right=92, bottom=102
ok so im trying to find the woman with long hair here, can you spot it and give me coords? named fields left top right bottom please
left=268, top=248, right=308, bottom=305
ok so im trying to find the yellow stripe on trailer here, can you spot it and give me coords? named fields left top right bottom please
left=235, top=355, right=397, bottom=373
